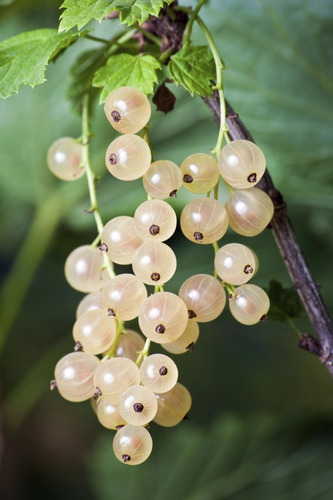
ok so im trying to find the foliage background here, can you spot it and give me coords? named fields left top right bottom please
left=0, top=0, right=332, bottom=498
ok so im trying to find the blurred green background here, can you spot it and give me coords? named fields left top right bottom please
left=0, top=0, right=333, bottom=499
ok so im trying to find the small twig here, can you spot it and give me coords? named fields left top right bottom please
left=204, top=92, right=333, bottom=377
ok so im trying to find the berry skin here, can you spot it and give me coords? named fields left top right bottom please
left=214, top=243, right=259, bottom=285
left=134, top=199, right=177, bottom=242
left=47, top=137, right=85, bottom=181
left=64, top=245, right=108, bottom=293
left=54, top=352, right=100, bottom=403
left=143, top=160, right=182, bottom=199
left=180, top=198, right=229, bottom=244
left=104, top=87, right=151, bottom=134
left=178, top=274, right=226, bottom=322
left=181, top=153, right=220, bottom=194
left=218, top=139, right=266, bottom=189
left=225, top=187, right=274, bottom=237
left=105, top=134, right=151, bottom=181
left=113, top=424, right=153, bottom=465
left=229, top=284, right=270, bottom=325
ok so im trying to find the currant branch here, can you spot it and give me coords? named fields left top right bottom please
left=204, top=94, right=333, bottom=377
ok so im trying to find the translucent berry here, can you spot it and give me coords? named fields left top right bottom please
left=140, top=353, right=178, bottom=393
left=154, top=383, right=192, bottom=427
left=132, top=242, right=177, bottom=286
left=101, top=274, right=147, bottom=321
left=64, top=245, right=108, bottom=293
left=113, top=424, right=153, bottom=465
left=163, top=320, right=200, bottom=354
left=104, top=87, right=151, bottom=134
left=118, top=385, right=158, bottom=426
left=101, top=216, right=143, bottom=265
left=143, top=160, right=182, bottom=199
left=47, top=137, right=84, bottom=181
left=54, top=352, right=100, bottom=402
left=105, top=135, right=151, bottom=181
left=214, top=243, right=259, bottom=285
left=76, top=291, right=105, bottom=318
left=179, top=274, right=226, bottom=322
left=93, top=357, right=140, bottom=404
left=225, top=188, right=274, bottom=237
left=115, top=330, right=145, bottom=363
left=73, top=309, right=116, bottom=355
left=139, top=292, right=188, bottom=344
left=218, top=140, right=266, bottom=189
left=96, top=399, right=127, bottom=430
left=181, top=153, right=220, bottom=194
left=180, top=198, right=228, bottom=244
left=134, top=199, right=177, bottom=242
left=229, top=284, right=270, bottom=325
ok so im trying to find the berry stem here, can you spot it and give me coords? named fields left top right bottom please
left=103, top=320, right=125, bottom=360
left=81, top=93, right=115, bottom=279
left=195, top=16, right=228, bottom=159
left=182, top=0, right=208, bottom=45
left=136, top=338, right=151, bottom=366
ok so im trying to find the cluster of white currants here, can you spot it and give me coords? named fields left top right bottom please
left=47, top=86, right=274, bottom=466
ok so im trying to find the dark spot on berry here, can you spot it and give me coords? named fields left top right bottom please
left=109, top=153, right=117, bottom=165
left=183, top=413, right=190, bottom=421
left=99, top=242, right=108, bottom=252
left=116, top=424, right=124, bottom=430
left=193, top=232, right=203, bottom=242
left=169, top=189, right=178, bottom=198
left=159, top=366, right=168, bottom=376
left=244, top=265, right=253, bottom=274
left=228, top=293, right=233, bottom=300
left=149, top=224, right=160, bottom=235
left=94, top=387, right=102, bottom=398
left=188, top=310, right=197, bottom=319
left=155, top=324, right=165, bottom=334
left=260, top=314, right=269, bottom=322
left=108, top=308, right=116, bottom=316
left=186, top=342, right=195, bottom=352
left=247, top=173, right=257, bottom=183
left=133, top=402, right=144, bottom=413
left=111, top=110, right=121, bottom=122
left=74, top=341, right=82, bottom=351
left=122, top=454, right=131, bottom=463
left=151, top=272, right=161, bottom=282
left=50, top=380, right=57, bottom=391
left=183, top=174, right=193, bottom=183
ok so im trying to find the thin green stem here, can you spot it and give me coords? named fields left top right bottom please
left=104, top=320, right=125, bottom=359
left=85, top=34, right=113, bottom=45
left=183, top=0, right=208, bottom=44
left=135, top=25, right=162, bottom=47
left=159, top=47, right=174, bottom=64
left=288, top=318, right=303, bottom=337
left=136, top=338, right=151, bottom=366
left=196, top=16, right=228, bottom=158
left=81, top=94, right=115, bottom=278
left=214, top=179, right=219, bottom=200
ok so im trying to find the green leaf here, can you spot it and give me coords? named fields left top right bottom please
left=0, top=29, right=85, bottom=98
left=266, top=279, right=307, bottom=322
left=168, top=42, right=216, bottom=97
left=92, top=52, right=161, bottom=102
left=67, top=47, right=108, bottom=112
left=59, top=0, right=174, bottom=32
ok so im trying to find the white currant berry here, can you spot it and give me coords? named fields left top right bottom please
left=47, top=137, right=84, bottom=181
left=104, top=87, right=151, bottom=134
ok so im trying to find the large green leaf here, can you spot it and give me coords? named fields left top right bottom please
left=0, top=28, right=86, bottom=98
left=59, top=0, right=174, bottom=32
left=168, top=42, right=216, bottom=97
left=93, top=52, right=161, bottom=102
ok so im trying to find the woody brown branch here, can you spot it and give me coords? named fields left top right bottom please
left=204, top=94, right=333, bottom=378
